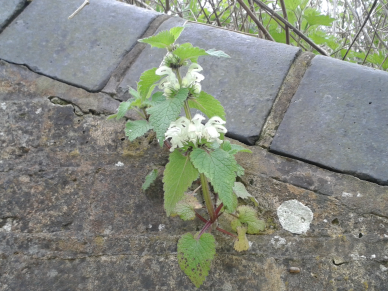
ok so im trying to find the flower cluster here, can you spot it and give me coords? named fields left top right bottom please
left=156, top=63, right=204, bottom=97
left=165, top=114, right=227, bottom=152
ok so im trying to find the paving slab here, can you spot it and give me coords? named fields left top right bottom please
left=271, top=56, right=388, bottom=185
left=0, top=0, right=27, bottom=33
left=0, top=0, right=160, bottom=91
left=118, top=17, right=300, bottom=145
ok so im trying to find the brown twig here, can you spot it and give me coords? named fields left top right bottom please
left=251, top=0, right=329, bottom=55
left=236, top=0, right=274, bottom=41
left=279, top=0, right=289, bottom=44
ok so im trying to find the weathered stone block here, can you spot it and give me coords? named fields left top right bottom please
left=271, top=56, right=388, bottom=185
left=0, top=0, right=160, bottom=91
left=0, top=0, right=27, bottom=32
left=118, top=17, right=300, bottom=145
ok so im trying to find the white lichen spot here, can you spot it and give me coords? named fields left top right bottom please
left=47, top=269, right=58, bottom=277
left=35, top=108, right=42, bottom=114
left=271, top=236, right=286, bottom=249
left=148, top=224, right=152, bottom=229
left=371, top=254, right=376, bottom=259
left=357, top=192, right=363, bottom=197
left=277, top=200, right=313, bottom=234
left=0, top=132, right=4, bottom=136
left=384, top=234, right=388, bottom=238
left=380, top=265, right=388, bottom=272
left=115, top=161, right=124, bottom=167
left=342, top=192, right=353, bottom=197
left=323, top=219, right=328, bottom=223
left=1, top=103, right=6, bottom=110
left=158, top=224, right=165, bottom=231
left=1, top=220, right=12, bottom=232
left=358, top=217, right=364, bottom=222
left=248, top=241, right=253, bottom=248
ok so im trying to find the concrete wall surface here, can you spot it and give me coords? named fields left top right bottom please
left=0, top=0, right=387, bottom=290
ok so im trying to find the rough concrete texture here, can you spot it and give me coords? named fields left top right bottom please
left=0, top=0, right=27, bottom=33
left=118, top=17, right=301, bottom=145
left=0, top=0, right=160, bottom=92
left=1, top=59, right=387, bottom=290
left=271, top=56, right=388, bottom=185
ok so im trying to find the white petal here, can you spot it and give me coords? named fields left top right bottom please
left=156, top=66, right=174, bottom=76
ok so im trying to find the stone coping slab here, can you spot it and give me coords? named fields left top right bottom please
left=118, top=17, right=300, bottom=145
left=0, top=0, right=27, bottom=33
left=0, top=0, right=160, bottom=92
left=271, top=55, right=388, bottom=185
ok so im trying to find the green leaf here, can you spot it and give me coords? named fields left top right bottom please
left=234, top=226, right=249, bottom=252
left=144, top=91, right=166, bottom=107
left=221, top=140, right=232, bottom=152
left=173, top=46, right=207, bottom=63
left=206, top=49, right=230, bottom=58
left=117, top=100, right=132, bottom=120
left=106, top=113, right=118, bottom=120
left=125, top=120, right=153, bottom=141
left=142, top=169, right=158, bottom=191
left=285, top=0, right=302, bottom=11
left=170, top=26, right=185, bottom=41
left=190, top=148, right=238, bottom=212
left=236, top=164, right=245, bottom=177
left=172, top=193, right=202, bottom=220
left=304, top=14, right=335, bottom=27
left=128, top=87, right=141, bottom=100
left=233, top=182, right=258, bottom=206
left=221, top=140, right=252, bottom=155
left=177, top=233, right=216, bottom=288
left=237, top=205, right=265, bottom=234
left=138, top=30, right=175, bottom=48
left=188, top=91, right=226, bottom=120
left=163, top=150, right=199, bottom=216
left=138, top=68, right=163, bottom=101
left=147, top=88, right=189, bottom=146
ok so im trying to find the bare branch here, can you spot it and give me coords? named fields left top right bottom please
left=68, top=0, right=89, bottom=19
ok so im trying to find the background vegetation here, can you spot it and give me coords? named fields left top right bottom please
left=118, top=0, right=388, bottom=71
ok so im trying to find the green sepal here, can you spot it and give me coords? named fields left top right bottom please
left=177, top=233, right=216, bottom=288
left=125, top=120, right=153, bottom=141
left=190, top=148, right=238, bottom=212
left=188, top=91, right=226, bottom=120
left=163, top=150, right=199, bottom=216
left=142, top=169, right=158, bottom=191
left=147, top=88, right=189, bottom=146
left=138, top=30, right=175, bottom=48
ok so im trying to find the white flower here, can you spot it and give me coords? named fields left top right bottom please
left=203, top=116, right=227, bottom=144
left=156, top=66, right=180, bottom=97
left=165, top=115, right=227, bottom=151
left=182, top=63, right=204, bottom=90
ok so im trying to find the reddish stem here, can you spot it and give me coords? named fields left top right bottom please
left=216, top=227, right=237, bottom=238
left=195, top=212, right=208, bottom=223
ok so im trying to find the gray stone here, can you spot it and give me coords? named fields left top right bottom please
left=0, top=0, right=160, bottom=91
left=271, top=56, right=388, bottom=185
left=0, top=0, right=27, bottom=33
left=118, top=17, right=300, bottom=145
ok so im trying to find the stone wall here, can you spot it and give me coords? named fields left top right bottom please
left=0, top=0, right=387, bottom=290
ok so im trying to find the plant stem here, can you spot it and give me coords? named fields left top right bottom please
left=200, top=173, right=216, bottom=222
left=174, top=68, right=192, bottom=120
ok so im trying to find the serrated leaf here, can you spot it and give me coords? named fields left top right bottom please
left=142, top=169, right=158, bottom=191
left=304, top=14, right=335, bottom=27
left=172, top=193, right=202, bottom=220
left=236, top=164, right=245, bottom=177
left=125, top=120, right=153, bottom=141
left=229, top=144, right=252, bottom=155
left=230, top=218, right=242, bottom=232
left=233, top=182, right=258, bottom=206
left=138, top=68, right=163, bottom=101
left=144, top=91, right=166, bottom=107
left=138, top=30, right=175, bottom=48
left=177, top=233, right=216, bottom=288
left=221, top=140, right=232, bottom=151
left=237, top=205, right=265, bottom=234
left=147, top=88, right=189, bottom=146
left=163, top=150, right=199, bottom=216
left=173, top=46, right=207, bottom=63
left=117, top=100, right=132, bottom=120
left=190, top=148, right=238, bottom=212
left=206, top=49, right=230, bottom=58
left=234, top=226, right=249, bottom=252
left=188, top=91, right=226, bottom=120
left=128, top=87, right=141, bottom=100
left=170, top=26, right=185, bottom=41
